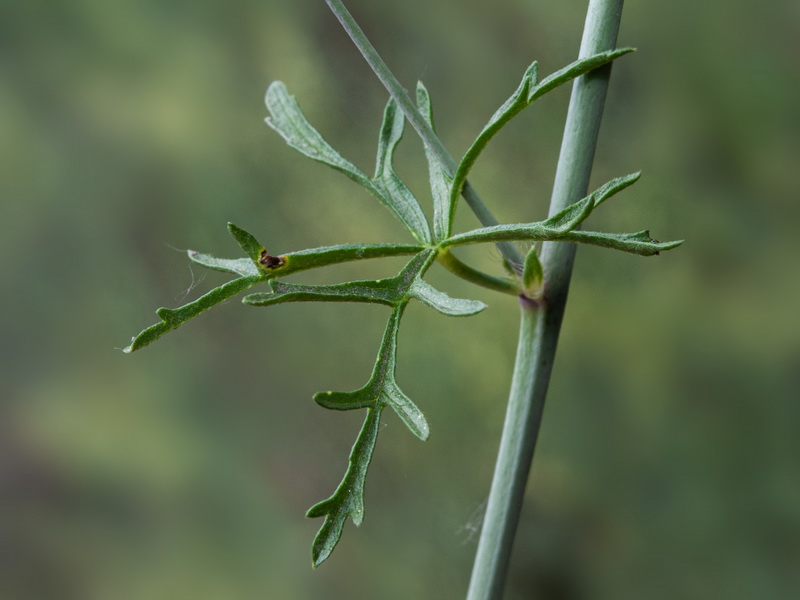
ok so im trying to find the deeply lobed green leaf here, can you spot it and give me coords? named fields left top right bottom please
left=128, top=45, right=682, bottom=571
left=443, top=174, right=683, bottom=257
left=307, top=304, right=429, bottom=566
left=450, top=49, right=635, bottom=220
left=266, top=81, right=431, bottom=243
left=306, top=406, right=383, bottom=567
left=300, top=244, right=493, bottom=566
left=126, top=225, right=427, bottom=352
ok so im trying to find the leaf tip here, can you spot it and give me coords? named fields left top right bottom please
left=311, top=537, right=335, bottom=569
left=524, top=60, right=539, bottom=85
left=415, top=80, right=430, bottom=106
left=264, top=80, right=286, bottom=106
left=388, top=396, right=431, bottom=441
left=305, top=500, right=329, bottom=520
left=307, top=508, right=345, bottom=568
left=661, top=239, right=685, bottom=251
left=310, top=534, right=332, bottom=568
left=312, top=390, right=333, bottom=407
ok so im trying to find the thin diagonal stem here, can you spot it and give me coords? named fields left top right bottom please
left=437, top=249, right=520, bottom=296
left=324, top=0, right=523, bottom=270
left=466, top=1, right=625, bottom=599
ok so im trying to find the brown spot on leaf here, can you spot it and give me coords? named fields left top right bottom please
left=259, top=249, right=285, bottom=270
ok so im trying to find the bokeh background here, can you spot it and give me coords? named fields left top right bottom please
left=3, top=0, right=798, bottom=598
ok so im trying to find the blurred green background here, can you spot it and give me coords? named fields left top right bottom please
left=2, top=0, right=798, bottom=598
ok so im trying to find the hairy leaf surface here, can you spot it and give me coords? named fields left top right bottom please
left=129, top=50, right=682, bottom=570
left=305, top=407, right=382, bottom=567
left=451, top=48, right=634, bottom=214
left=126, top=225, right=426, bottom=352
left=444, top=175, right=683, bottom=256
left=374, top=97, right=432, bottom=243
left=266, top=82, right=430, bottom=242
left=416, top=82, right=454, bottom=241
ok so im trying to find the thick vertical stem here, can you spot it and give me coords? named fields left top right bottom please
left=466, top=1, right=624, bottom=599
left=466, top=300, right=550, bottom=600
left=540, top=0, right=625, bottom=302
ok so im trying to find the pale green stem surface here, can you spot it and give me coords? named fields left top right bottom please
left=437, top=249, right=520, bottom=296
left=466, top=1, right=625, bottom=599
left=324, top=0, right=523, bottom=270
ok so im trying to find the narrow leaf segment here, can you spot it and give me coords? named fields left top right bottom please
left=243, top=250, right=486, bottom=317
left=266, top=82, right=431, bottom=244
left=374, top=97, right=433, bottom=243
left=313, top=305, right=427, bottom=438
left=127, top=229, right=486, bottom=567
left=307, top=305, right=419, bottom=568
left=450, top=48, right=635, bottom=219
left=123, top=275, right=267, bottom=353
left=305, top=406, right=382, bottom=567
left=291, top=250, right=485, bottom=566
left=124, top=224, right=424, bottom=352
left=443, top=174, right=683, bottom=256
left=416, top=81, right=454, bottom=241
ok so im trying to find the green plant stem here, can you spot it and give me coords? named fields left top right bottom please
left=437, top=249, right=520, bottom=296
left=324, top=0, right=523, bottom=270
left=466, top=1, right=625, bottom=599
left=465, top=301, right=547, bottom=600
